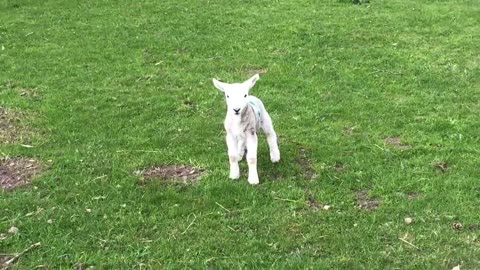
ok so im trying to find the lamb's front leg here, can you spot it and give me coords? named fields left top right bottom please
left=237, top=139, right=246, bottom=161
left=246, top=131, right=259, bottom=185
left=226, top=133, right=240, bottom=179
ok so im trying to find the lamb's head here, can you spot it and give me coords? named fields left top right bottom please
left=212, top=74, right=259, bottom=116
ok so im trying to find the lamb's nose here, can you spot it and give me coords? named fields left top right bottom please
left=233, top=108, right=240, bottom=114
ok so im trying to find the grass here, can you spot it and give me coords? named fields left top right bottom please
left=1, top=0, right=480, bottom=268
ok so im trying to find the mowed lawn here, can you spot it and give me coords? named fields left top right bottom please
left=1, top=0, right=480, bottom=268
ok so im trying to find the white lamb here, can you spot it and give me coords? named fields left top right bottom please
left=212, top=74, right=280, bottom=185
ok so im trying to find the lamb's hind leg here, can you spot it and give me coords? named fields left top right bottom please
left=246, top=131, right=259, bottom=185
left=261, top=111, right=280, bottom=163
left=226, top=133, right=240, bottom=179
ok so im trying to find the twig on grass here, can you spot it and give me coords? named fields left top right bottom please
left=215, top=202, right=249, bottom=214
left=3, top=242, right=41, bottom=267
left=116, top=149, right=162, bottom=153
left=274, top=197, right=301, bottom=203
left=181, top=214, right=197, bottom=235
left=373, top=144, right=386, bottom=151
left=399, top=237, right=419, bottom=250
left=226, top=225, right=237, bottom=232
left=215, top=202, right=231, bottom=212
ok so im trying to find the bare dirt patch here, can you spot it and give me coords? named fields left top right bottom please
left=0, top=107, right=19, bottom=143
left=433, top=161, right=448, bottom=173
left=342, top=126, right=357, bottom=135
left=3, top=80, right=41, bottom=100
left=305, top=192, right=330, bottom=211
left=306, top=192, right=321, bottom=210
left=355, top=190, right=379, bottom=211
left=0, top=107, right=29, bottom=144
left=296, top=147, right=316, bottom=179
left=137, top=164, right=204, bottom=184
left=1, top=157, right=42, bottom=190
left=73, top=262, right=88, bottom=270
left=468, top=224, right=479, bottom=230
left=333, top=162, right=347, bottom=172
left=384, top=136, right=411, bottom=150
left=404, top=192, right=422, bottom=200
left=232, top=66, right=269, bottom=77
left=245, top=67, right=268, bottom=76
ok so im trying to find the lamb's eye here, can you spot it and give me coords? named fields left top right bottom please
left=244, top=94, right=247, bottom=98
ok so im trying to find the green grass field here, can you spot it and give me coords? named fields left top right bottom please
left=1, top=0, right=480, bottom=268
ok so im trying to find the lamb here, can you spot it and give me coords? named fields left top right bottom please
left=212, top=74, right=280, bottom=185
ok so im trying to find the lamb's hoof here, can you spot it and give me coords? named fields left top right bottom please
left=248, top=177, right=259, bottom=185
left=270, top=151, right=280, bottom=163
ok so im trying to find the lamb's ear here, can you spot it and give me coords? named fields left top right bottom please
left=244, top=74, right=260, bottom=89
left=212, top=79, right=228, bottom=92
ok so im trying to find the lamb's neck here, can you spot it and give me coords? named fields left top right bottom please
left=226, top=112, right=248, bottom=136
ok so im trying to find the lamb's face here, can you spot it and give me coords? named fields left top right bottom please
left=223, top=83, right=249, bottom=115
left=213, top=74, right=259, bottom=116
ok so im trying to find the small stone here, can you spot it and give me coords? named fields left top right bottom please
left=8, top=226, right=19, bottom=234
left=404, top=217, right=413, bottom=224
left=86, top=208, right=92, bottom=213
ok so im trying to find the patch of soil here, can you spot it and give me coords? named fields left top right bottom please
left=3, top=80, right=41, bottom=100
left=232, top=66, right=268, bottom=77
left=18, top=88, right=40, bottom=99
left=297, top=147, right=316, bottom=179
left=433, top=161, right=448, bottom=173
left=138, top=164, right=204, bottom=184
left=342, top=126, right=356, bottom=135
left=468, top=224, right=479, bottom=230
left=246, top=67, right=268, bottom=76
left=0, top=157, right=42, bottom=190
left=355, top=190, right=379, bottom=211
left=73, top=262, right=88, bottom=270
left=305, top=192, right=328, bottom=211
left=0, top=107, right=27, bottom=143
left=306, top=192, right=320, bottom=209
left=404, top=192, right=422, bottom=200
left=333, top=162, right=346, bottom=172
left=384, top=136, right=411, bottom=150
